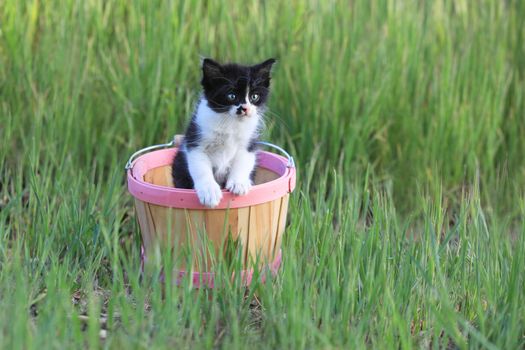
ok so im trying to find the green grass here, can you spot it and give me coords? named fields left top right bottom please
left=1, top=0, right=525, bottom=348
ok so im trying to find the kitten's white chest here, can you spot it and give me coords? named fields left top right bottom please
left=196, top=103, right=260, bottom=182
left=201, top=129, right=246, bottom=182
left=204, top=132, right=237, bottom=163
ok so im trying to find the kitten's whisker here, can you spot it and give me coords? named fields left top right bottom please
left=262, top=108, right=290, bottom=131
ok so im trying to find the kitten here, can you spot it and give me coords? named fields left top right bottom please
left=172, top=58, right=276, bottom=208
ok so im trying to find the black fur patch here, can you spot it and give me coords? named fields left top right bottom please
left=184, top=115, right=200, bottom=150
left=172, top=115, right=200, bottom=188
left=172, top=149, right=194, bottom=189
left=247, top=137, right=259, bottom=153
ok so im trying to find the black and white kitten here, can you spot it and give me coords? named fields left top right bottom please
left=172, top=58, right=276, bottom=208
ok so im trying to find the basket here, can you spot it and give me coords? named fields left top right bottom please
left=126, top=137, right=296, bottom=288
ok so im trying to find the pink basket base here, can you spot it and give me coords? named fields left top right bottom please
left=140, top=246, right=282, bottom=289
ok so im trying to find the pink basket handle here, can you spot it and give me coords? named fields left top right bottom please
left=255, top=141, right=295, bottom=168
left=125, top=136, right=295, bottom=171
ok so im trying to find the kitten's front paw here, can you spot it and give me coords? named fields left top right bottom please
left=195, top=181, right=223, bottom=208
left=226, top=178, right=252, bottom=196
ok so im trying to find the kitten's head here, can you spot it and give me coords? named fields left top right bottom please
left=200, top=58, right=276, bottom=118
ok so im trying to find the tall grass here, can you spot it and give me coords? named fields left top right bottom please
left=1, top=0, right=524, bottom=348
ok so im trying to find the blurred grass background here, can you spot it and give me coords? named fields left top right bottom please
left=1, top=0, right=524, bottom=348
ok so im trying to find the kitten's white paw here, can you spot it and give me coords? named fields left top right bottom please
left=226, top=178, right=252, bottom=196
left=195, top=181, right=222, bottom=208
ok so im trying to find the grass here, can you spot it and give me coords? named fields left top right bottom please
left=1, top=0, right=524, bottom=348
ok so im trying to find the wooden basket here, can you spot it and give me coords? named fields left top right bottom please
left=126, top=139, right=296, bottom=287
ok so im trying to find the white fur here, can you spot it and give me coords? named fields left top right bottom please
left=186, top=96, right=261, bottom=207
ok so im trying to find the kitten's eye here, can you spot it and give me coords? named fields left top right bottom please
left=226, top=93, right=236, bottom=101
left=250, top=93, right=260, bottom=103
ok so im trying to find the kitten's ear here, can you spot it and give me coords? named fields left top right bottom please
left=202, top=58, right=223, bottom=80
left=252, top=58, right=276, bottom=86
left=253, top=58, right=276, bottom=76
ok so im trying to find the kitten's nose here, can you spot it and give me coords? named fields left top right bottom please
left=236, top=104, right=250, bottom=116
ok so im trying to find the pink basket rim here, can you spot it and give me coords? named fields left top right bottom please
left=127, top=147, right=296, bottom=209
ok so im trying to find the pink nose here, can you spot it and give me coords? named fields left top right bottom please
left=241, top=104, right=250, bottom=113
